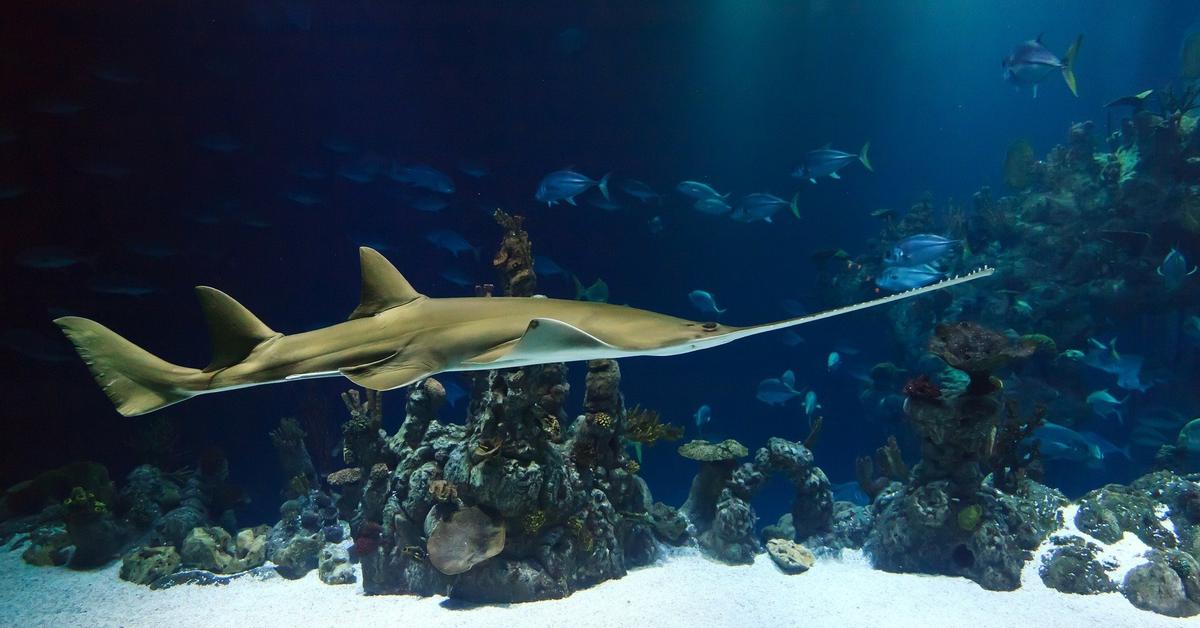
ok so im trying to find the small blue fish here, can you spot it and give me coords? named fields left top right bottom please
left=536, top=170, right=609, bottom=206
left=875, top=265, right=945, bottom=292
left=781, top=331, right=805, bottom=347
left=647, top=215, right=664, bottom=234
left=694, top=404, right=712, bottom=431
left=693, top=198, right=732, bottom=215
left=804, top=390, right=820, bottom=422
left=389, top=164, right=455, bottom=194
left=534, top=256, right=568, bottom=277
left=457, top=160, right=489, bottom=178
left=884, top=234, right=960, bottom=267
left=1086, top=389, right=1128, bottom=424
left=1157, top=248, right=1197, bottom=291
left=90, top=275, right=156, bottom=297
left=425, top=230, right=478, bottom=259
left=442, top=378, right=467, bottom=407
left=757, top=370, right=801, bottom=406
left=731, top=193, right=796, bottom=224
left=440, top=268, right=475, bottom=287
left=792, top=142, right=872, bottom=183
left=286, top=190, right=322, bottom=206
left=408, top=194, right=450, bottom=213
left=676, top=181, right=727, bottom=201
left=587, top=196, right=622, bottom=212
left=16, top=246, right=92, bottom=269
left=1003, top=34, right=1082, bottom=98
left=827, top=351, right=841, bottom=372
left=780, top=299, right=807, bottom=317
left=573, top=276, right=609, bottom=302
left=620, top=178, right=661, bottom=203
left=688, top=290, right=726, bottom=316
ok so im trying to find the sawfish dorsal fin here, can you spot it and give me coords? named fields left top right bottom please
left=339, top=351, right=437, bottom=390
left=349, top=247, right=424, bottom=320
left=195, top=286, right=279, bottom=372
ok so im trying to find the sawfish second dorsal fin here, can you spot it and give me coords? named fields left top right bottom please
left=195, top=286, right=279, bottom=372
left=349, top=247, right=424, bottom=320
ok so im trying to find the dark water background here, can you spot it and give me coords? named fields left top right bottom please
left=1, top=1, right=1196, bottom=526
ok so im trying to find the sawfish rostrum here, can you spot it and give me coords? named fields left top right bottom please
left=55, top=247, right=993, bottom=416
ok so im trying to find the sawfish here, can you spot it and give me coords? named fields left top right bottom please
left=55, top=247, right=994, bottom=416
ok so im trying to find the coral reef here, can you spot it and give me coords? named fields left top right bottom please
left=315, top=214, right=677, bottom=602
left=866, top=322, right=1067, bottom=590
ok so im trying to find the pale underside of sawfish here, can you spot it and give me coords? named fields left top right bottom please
left=55, top=247, right=993, bottom=416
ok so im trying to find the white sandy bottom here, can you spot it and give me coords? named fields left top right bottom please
left=0, top=544, right=1186, bottom=628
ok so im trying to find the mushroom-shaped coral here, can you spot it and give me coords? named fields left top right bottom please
left=928, top=322, right=1035, bottom=394
left=426, top=506, right=506, bottom=576
left=678, top=439, right=749, bottom=462
left=678, top=439, right=748, bottom=531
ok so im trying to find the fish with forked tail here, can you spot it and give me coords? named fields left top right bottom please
left=1002, top=34, right=1082, bottom=97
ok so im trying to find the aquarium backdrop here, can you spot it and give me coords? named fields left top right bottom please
left=2, top=0, right=1200, bottom=597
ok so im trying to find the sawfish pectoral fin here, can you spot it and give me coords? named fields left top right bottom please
left=465, top=318, right=618, bottom=365
left=339, top=351, right=440, bottom=390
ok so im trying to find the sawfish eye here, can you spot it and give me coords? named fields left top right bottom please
left=701, top=322, right=718, bottom=331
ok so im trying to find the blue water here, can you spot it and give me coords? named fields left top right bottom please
left=1, top=1, right=1198, bottom=526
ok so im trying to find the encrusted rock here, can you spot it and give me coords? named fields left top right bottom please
left=20, top=523, right=71, bottom=566
left=1038, top=536, right=1116, bottom=594
left=270, top=531, right=321, bottom=579
left=318, top=544, right=356, bottom=585
left=766, top=539, right=815, bottom=574
left=120, top=546, right=181, bottom=585
left=181, top=526, right=235, bottom=572
left=1123, top=554, right=1200, bottom=617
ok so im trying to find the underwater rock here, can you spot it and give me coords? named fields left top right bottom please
left=755, top=437, right=833, bottom=539
left=181, top=526, right=235, bottom=572
left=340, top=389, right=389, bottom=470
left=1122, top=549, right=1200, bottom=617
left=63, top=486, right=126, bottom=568
left=803, top=502, right=874, bottom=552
left=270, top=417, right=319, bottom=496
left=1074, top=484, right=1176, bottom=549
left=866, top=478, right=1065, bottom=591
left=766, top=539, right=815, bottom=574
left=117, top=465, right=181, bottom=529
left=268, top=527, right=321, bottom=579
left=318, top=544, right=355, bottom=585
left=426, top=506, right=506, bottom=575
left=647, top=502, right=688, bottom=545
left=1038, top=536, right=1117, bottom=594
left=1, top=461, right=112, bottom=519
left=395, top=378, right=445, bottom=450
left=20, top=523, right=72, bottom=566
left=119, top=545, right=181, bottom=585
left=699, top=488, right=758, bottom=564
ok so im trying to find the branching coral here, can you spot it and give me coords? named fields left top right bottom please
left=591, top=411, right=614, bottom=430
left=624, top=405, right=684, bottom=446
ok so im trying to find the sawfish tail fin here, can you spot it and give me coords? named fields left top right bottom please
left=1061, top=35, right=1081, bottom=97
left=858, top=141, right=873, bottom=172
left=54, top=316, right=201, bottom=416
